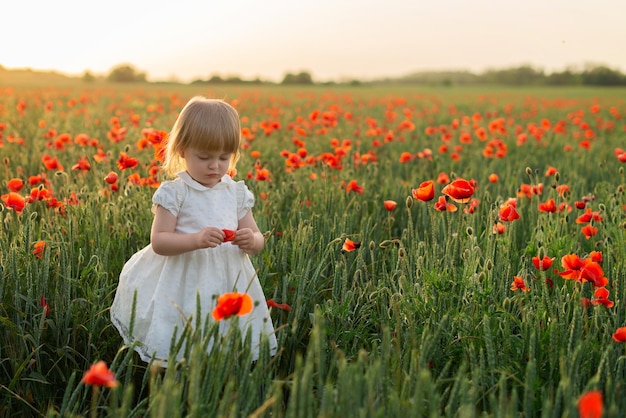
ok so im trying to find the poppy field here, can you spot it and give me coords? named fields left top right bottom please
left=1, top=82, right=626, bottom=417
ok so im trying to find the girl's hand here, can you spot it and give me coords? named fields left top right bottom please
left=232, top=228, right=261, bottom=253
left=195, top=226, right=225, bottom=249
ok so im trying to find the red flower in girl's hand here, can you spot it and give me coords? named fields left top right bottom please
left=222, top=229, right=236, bottom=242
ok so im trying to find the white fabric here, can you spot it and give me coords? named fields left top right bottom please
left=110, top=171, right=277, bottom=365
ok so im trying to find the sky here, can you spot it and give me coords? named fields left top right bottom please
left=2, top=0, right=625, bottom=83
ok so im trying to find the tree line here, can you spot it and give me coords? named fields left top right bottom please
left=98, top=64, right=626, bottom=86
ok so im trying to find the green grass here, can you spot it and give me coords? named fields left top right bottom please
left=1, top=83, right=625, bottom=417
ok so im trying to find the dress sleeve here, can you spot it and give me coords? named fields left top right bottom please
left=235, top=180, right=255, bottom=219
left=152, top=181, right=184, bottom=217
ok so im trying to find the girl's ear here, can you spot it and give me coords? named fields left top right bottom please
left=179, top=149, right=186, bottom=158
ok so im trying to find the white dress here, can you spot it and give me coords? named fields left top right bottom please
left=110, top=171, right=277, bottom=365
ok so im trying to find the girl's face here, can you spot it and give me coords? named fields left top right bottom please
left=180, top=147, right=232, bottom=187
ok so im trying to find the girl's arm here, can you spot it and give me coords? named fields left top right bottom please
left=232, top=210, right=265, bottom=255
left=150, top=205, right=225, bottom=256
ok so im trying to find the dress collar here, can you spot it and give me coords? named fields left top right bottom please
left=177, top=171, right=232, bottom=191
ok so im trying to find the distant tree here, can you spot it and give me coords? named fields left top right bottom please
left=82, top=70, right=96, bottom=83
left=208, top=75, right=224, bottom=83
left=281, top=71, right=314, bottom=85
left=581, top=65, right=626, bottom=86
left=482, top=65, right=544, bottom=85
left=107, top=64, right=147, bottom=83
left=225, top=76, right=243, bottom=84
left=545, top=69, right=581, bottom=86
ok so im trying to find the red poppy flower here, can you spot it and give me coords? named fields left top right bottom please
left=591, top=287, right=614, bottom=308
left=558, top=254, right=586, bottom=280
left=488, top=173, right=499, bottom=183
left=40, top=294, right=50, bottom=316
left=267, top=299, right=291, bottom=311
left=581, top=224, right=598, bottom=239
left=463, top=198, right=480, bottom=214
left=499, top=202, right=520, bottom=222
left=433, top=196, right=457, bottom=212
left=212, top=292, right=253, bottom=320
left=510, top=276, right=529, bottom=292
left=383, top=200, right=397, bottom=211
left=436, top=172, right=450, bottom=184
left=537, top=199, right=556, bottom=213
left=517, top=183, right=534, bottom=198
left=578, top=390, right=603, bottom=418
left=41, top=154, right=64, bottom=171
left=545, top=166, right=558, bottom=176
left=342, top=238, right=361, bottom=252
left=222, top=229, right=236, bottom=242
left=33, top=241, right=46, bottom=259
left=532, top=255, right=554, bottom=271
left=441, top=178, right=474, bottom=203
left=254, top=165, right=271, bottom=181
left=398, top=152, right=413, bottom=163
left=7, top=178, right=24, bottom=192
left=81, top=361, right=119, bottom=388
left=576, top=208, right=603, bottom=224
left=492, top=222, right=506, bottom=234
left=1, top=192, right=26, bottom=212
left=30, top=187, right=52, bottom=201
left=574, top=200, right=586, bottom=209
left=580, top=262, right=607, bottom=288
left=29, top=174, right=48, bottom=186
left=117, top=152, right=139, bottom=170
left=588, top=251, right=602, bottom=263
left=555, top=184, right=569, bottom=197
left=104, top=172, right=118, bottom=184
left=345, top=179, right=363, bottom=194
left=71, top=157, right=91, bottom=172
left=411, top=180, right=435, bottom=202
left=612, top=327, right=626, bottom=342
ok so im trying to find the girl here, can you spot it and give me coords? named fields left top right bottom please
left=110, top=96, right=277, bottom=366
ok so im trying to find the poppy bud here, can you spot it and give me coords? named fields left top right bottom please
left=3, top=157, right=9, bottom=166
left=369, top=241, right=375, bottom=251
left=555, top=172, right=560, bottom=182
left=477, top=272, right=486, bottom=283
left=466, top=227, right=473, bottom=236
left=485, top=259, right=493, bottom=271
left=379, top=240, right=393, bottom=248
left=398, top=248, right=406, bottom=258
left=538, top=247, right=545, bottom=259
left=598, top=203, right=606, bottom=212
left=406, top=195, right=413, bottom=209
left=525, top=167, right=533, bottom=176
left=619, top=166, right=624, bottom=175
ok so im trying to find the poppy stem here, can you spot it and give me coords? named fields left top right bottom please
left=89, top=385, right=100, bottom=418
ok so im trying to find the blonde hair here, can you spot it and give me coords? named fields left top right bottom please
left=162, top=97, right=241, bottom=176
